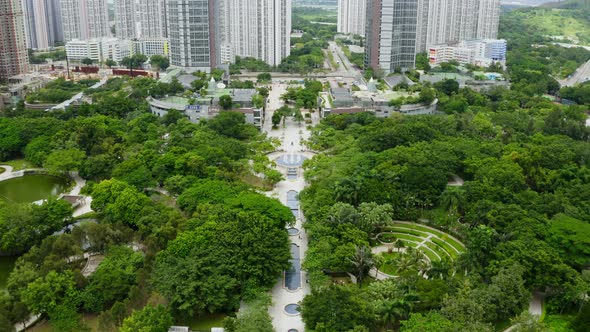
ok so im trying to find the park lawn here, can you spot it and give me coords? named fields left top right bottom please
left=387, top=226, right=430, bottom=237
left=0, top=167, right=4, bottom=175
left=180, top=313, right=227, bottom=330
left=423, top=241, right=454, bottom=260
left=378, top=252, right=400, bottom=276
left=398, top=240, right=440, bottom=262
left=431, top=237, right=462, bottom=257
left=544, top=314, right=576, bottom=332
left=0, top=159, right=33, bottom=171
left=391, top=222, right=466, bottom=251
left=387, top=232, right=424, bottom=243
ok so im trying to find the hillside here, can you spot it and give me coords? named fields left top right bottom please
left=505, top=7, right=590, bottom=44
left=542, top=0, right=590, bottom=8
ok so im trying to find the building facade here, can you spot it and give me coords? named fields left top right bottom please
left=66, top=38, right=132, bottom=63
left=365, top=0, right=419, bottom=73
left=60, top=0, right=109, bottom=42
left=22, top=0, right=63, bottom=50
left=428, top=38, right=506, bottom=67
left=166, top=0, right=218, bottom=72
left=221, top=0, right=291, bottom=66
left=139, top=0, right=167, bottom=38
left=114, top=0, right=136, bottom=39
left=337, top=0, right=366, bottom=36
left=416, top=0, right=501, bottom=52
left=0, top=0, right=29, bottom=80
left=133, top=38, right=169, bottom=57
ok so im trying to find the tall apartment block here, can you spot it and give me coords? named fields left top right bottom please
left=139, top=0, right=167, bottom=38
left=221, top=0, right=291, bottom=66
left=166, top=0, right=219, bottom=72
left=416, top=0, right=501, bottom=52
left=337, top=0, right=366, bottom=36
left=60, top=0, right=109, bottom=41
left=0, top=0, right=29, bottom=80
left=22, top=0, right=63, bottom=50
left=365, top=0, right=419, bottom=73
left=114, top=0, right=136, bottom=39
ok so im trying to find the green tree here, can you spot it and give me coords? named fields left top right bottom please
left=105, top=59, right=117, bottom=68
left=347, top=246, right=375, bottom=287
left=150, top=55, right=170, bottom=71
left=256, top=72, right=272, bottom=83
left=120, top=54, right=148, bottom=71
left=43, top=148, right=86, bottom=173
left=219, top=94, right=234, bottom=110
left=572, top=301, right=590, bottom=332
left=120, top=305, right=173, bottom=332
left=300, top=286, right=374, bottom=331
left=21, top=271, right=78, bottom=315
left=82, top=58, right=94, bottom=66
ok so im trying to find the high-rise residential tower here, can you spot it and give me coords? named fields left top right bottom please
left=114, top=0, right=136, bottom=39
left=221, top=0, right=291, bottom=66
left=139, top=0, right=167, bottom=38
left=22, top=0, right=63, bottom=50
left=415, top=0, right=501, bottom=52
left=166, top=0, right=218, bottom=72
left=0, top=0, right=29, bottom=80
left=60, top=0, right=109, bottom=41
left=365, top=0, right=419, bottom=73
left=337, top=0, right=366, bottom=36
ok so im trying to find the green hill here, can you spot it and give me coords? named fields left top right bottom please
left=505, top=8, right=590, bottom=44
left=542, top=0, right=590, bottom=9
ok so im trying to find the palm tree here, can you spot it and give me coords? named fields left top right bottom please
left=439, top=186, right=465, bottom=215
left=348, top=245, right=376, bottom=287
left=378, top=297, right=414, bottom=331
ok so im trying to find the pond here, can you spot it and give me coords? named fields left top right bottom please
left=0, top=256, right=17, bottom=289
left=0, top=174, right=69, bottom=203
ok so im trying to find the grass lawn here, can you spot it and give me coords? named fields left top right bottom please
left=423, top=241, right=454, bottom=260
left=544, top=314, right=576, bottom=332
left=391, top=222, right=466, bottom=251
left=28, top=314, right=99, bottom=332
left=378, top=252, right=400, bottom=275
left=0, top=167, right=4, bottom=175
left=0, top=159, right=33, bottom=171
left=431, top=237, right=462, bottom=257
left=179, top=313, right=228, bottom=330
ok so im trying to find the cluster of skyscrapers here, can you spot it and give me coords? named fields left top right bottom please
left=339, top=0, right=501, bottom=72
left=0, top=0, right=291, bottom=79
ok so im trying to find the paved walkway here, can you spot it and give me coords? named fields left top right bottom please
left=504, top=292, right=544, bottom=332
left=264, top=83, right=317, bottom=332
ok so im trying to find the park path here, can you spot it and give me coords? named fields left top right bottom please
left=264, top=83, right=319, bottom=332
left=503, top=292, right=544, bottom=332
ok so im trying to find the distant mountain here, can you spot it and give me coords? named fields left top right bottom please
left=500, top=0, right=557, bottom=6
left=542, top=0, right=590, bottom=8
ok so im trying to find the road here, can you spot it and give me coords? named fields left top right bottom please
left=560, top=59, right=590, bottom=87
left=328, top=41, right=364, bottom=84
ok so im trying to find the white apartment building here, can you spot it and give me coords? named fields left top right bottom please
left=221, top=0, right=292, bottom=66
left=66, top=38, right=131, bottom=63
left=416, top=0, right=501, bottom=52
left=428, top=39, right=506, bottom=67
left=1, top=0, right=29, bottom=80
left=22, top=0, right=63, bottom=50
left=114, top=0, right=136, bottom=39
left=139, top=0, right=167, bottom=38
left=60, top=0, right=109, bottom=42
left=337, top=0, right=366, bottom=36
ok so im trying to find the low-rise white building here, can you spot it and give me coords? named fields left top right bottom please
left=67, top=37, right=170, bottom=63
left=66, top=38, right=132, bottom=63
left=428, top=39, right=507, bottom=67
left=132, top=38, right=169, bottom=57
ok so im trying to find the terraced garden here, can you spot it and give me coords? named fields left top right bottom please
left=375, top=222, right=465, bottom=263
